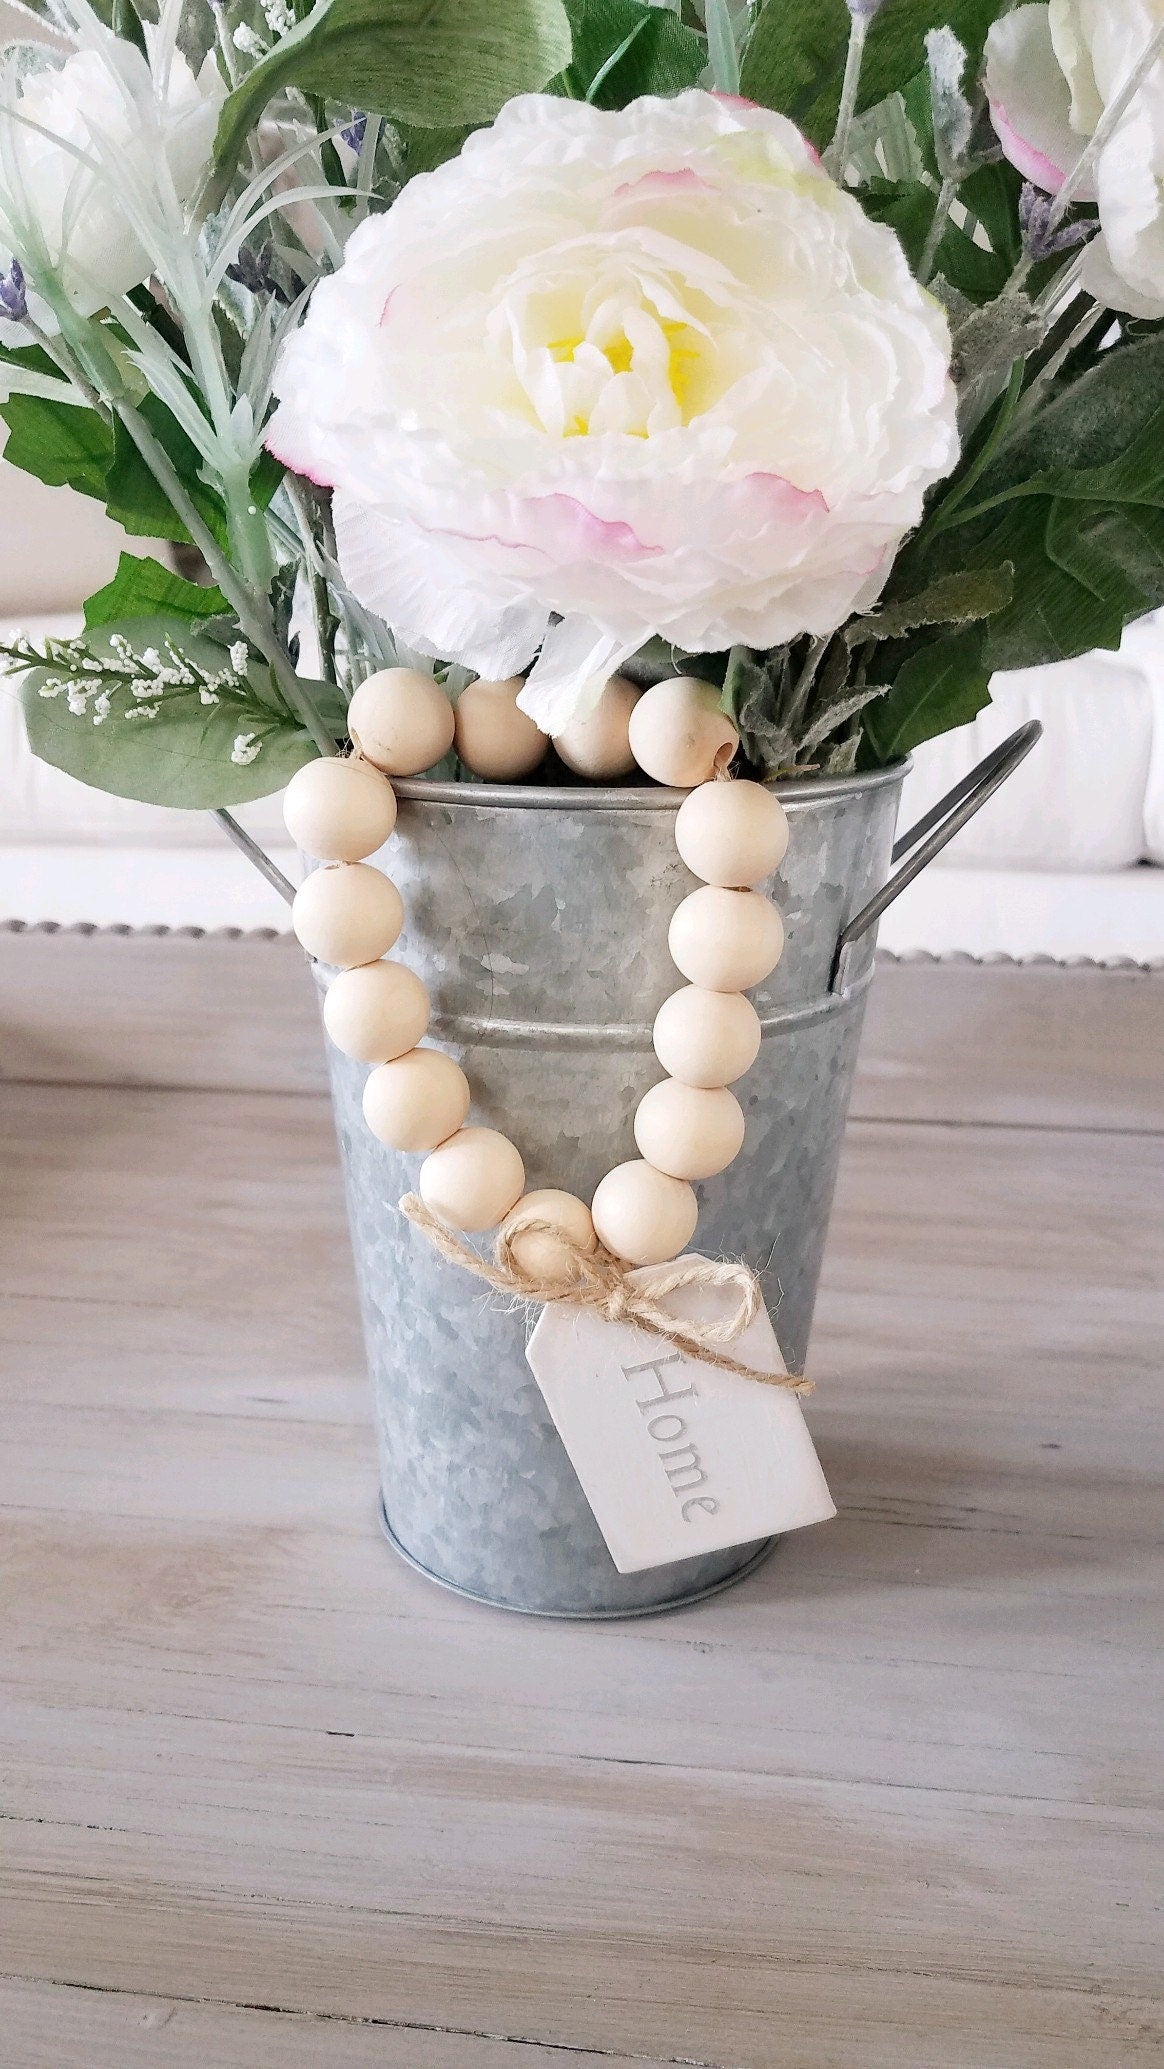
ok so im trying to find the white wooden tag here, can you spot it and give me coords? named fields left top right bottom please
left=525, top=1258, right=835, bottom=1575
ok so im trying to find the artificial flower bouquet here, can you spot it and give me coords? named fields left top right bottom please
left=4, top=0, right=1163, bottom=798
left=3, top=0, right=1164, bottom=1609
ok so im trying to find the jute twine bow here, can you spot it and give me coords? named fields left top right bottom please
left=400, top=1194, right=812, bottom=1393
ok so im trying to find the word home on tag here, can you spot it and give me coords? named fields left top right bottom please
left=526, top=1261, right=834, bottom=1575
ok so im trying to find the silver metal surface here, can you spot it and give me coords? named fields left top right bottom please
left=830, top=723, right=1044, bottom=995
left=376, top=1492, right=782, bottom=1617
left=213, top=808, right=296, bottom=905
left=322, top=762, right=906, bottom=1617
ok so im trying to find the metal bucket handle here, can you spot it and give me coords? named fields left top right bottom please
left=829, top=719, right=1043, bottom=996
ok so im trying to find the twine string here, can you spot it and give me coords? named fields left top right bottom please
left=400, top=1194, right=812, bottom=1393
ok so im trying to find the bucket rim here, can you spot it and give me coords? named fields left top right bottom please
left=394, top=757, right=910, bottom=813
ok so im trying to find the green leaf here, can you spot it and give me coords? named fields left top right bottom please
left=551, top=0, right=705, bottom=107
left=14, top=617, right=323, bottom=809
left=798, top=682, right=886, bottom=756
left=738, top=0, right=848, bottom=147
left=84, top=554, right=229, bottom=629
left=973, top=334, right=1164, bottom=508
left=845, top=566, right=1013, bottom=645
left=391, top=121, right=476, bottom=178
left=974, top=498, right=1164, bottom=669
left=740, top=0, right=1000, bottom=153
left=903, top=334, right=1164, bottom=669
left=862, top=626, right=992, bottom=763
left=0, top=367, right=245, bottom=551
left=104, top=396, right=229, bottom=547
left=213, top=0, right=572, bottom=180
left=111, top=0, right=149, bottom=56
left=250, top=446, right=284, bottom=513
left=0, top=389, right=115, bottom=500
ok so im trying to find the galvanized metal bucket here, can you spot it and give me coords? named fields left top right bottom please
left=313, top=724, right=1039, bottom=1618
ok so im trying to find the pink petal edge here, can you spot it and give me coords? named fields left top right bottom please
left=612, top=169, right=712, bottom=201
left=431, top=495, right=661, bottom=564
left=989, top=96, right=1067, bottom=194
left=264, top=419, right=336, bottom=490
left=746, top=471, right=830, bottom=520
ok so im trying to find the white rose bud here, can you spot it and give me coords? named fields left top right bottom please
left=0, top=39, right=223, bottom=315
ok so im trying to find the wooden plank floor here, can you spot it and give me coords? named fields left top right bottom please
left=1, top=959, right=1162, bottom=2066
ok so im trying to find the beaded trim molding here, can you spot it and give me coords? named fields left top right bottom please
left=2, top=921, right=1162, bottom=974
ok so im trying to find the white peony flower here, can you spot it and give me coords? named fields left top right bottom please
left=986, top=2, right=1164, bottom=317
left=267, top=91, right=958, bottom=729
left=0, top=36, right=223, bottom=316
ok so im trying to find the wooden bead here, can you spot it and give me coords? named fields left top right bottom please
left=291, top=863, right=403, bottom=967
left=627, top=677, right=738, bottom=788
left=553, top=675, right=640, bottom=778
left=591, top=1160, right=699, bottom=1268
left=283, top=755, right=397, bottom=861
left=347, top=667, right=455, bottom=776
left=669, top=886, right=784, bottom=992
left=454, top=677, right=548, bottom=780
left=675, top=779, right=789, bottom=887
left=501, top=1188, right=597, bottom=1284
left=652, top=985, right=761, bottom=1088
left=323, top=960, right=430, bottom=1064
left=634, top=1079, right=745, bottom=1181
left=419, top=1127, right=526, bottom=1232
left=362, top=1048, right=469, bottom=1152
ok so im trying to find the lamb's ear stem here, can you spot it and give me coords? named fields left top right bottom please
left=824, top=4, right=877, bottom=181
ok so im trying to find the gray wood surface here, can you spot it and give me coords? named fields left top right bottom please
left=1, top=959, right=1161, bottom=2066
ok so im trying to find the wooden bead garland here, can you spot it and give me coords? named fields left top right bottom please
left=286, top=679, right=788, bottom=1274
left=419, top=1126, right=526, bottom=1232
left=591, top=1160, right=699, bottom=1267
left=291, top=862, right=403, bottom=968
left=668, top=885, right=784, bottom=993
left=455, top=676, right=548, bottom=780
left=323, top=959, right=430, bottom=1064
left=501, top=1189, right=597, bottom=1283
left=348, top=667, right=456, bottom=776
left=675, top=778, right=788, bottom=887
left=652, top=986, right=761, bottom=1088
left=633, top=1078, right=746, bottom=1182
left=283, top=755, right=398, bottom=860
left=363, top=1047, right=471, bottom=1152
left=627, top=677, right=739, bottom=788
left=552, top=674, right=640, bottom=778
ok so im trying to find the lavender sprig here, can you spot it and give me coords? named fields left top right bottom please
left=1019, top=183, right=1095, bottom=265
left=0, top=257, right=27, bottom=324
left=225, top=242, right=296, bottom=306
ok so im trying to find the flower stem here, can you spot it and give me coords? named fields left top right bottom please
left=284, top=475, right=340, bottom=688
left=918, top=175, right=958, bottom=286
left=825, top=13, right=869, bottom=180
left=113, top=400, right=337, bottom=757
left=1046, top=25, right=1164, bottom=240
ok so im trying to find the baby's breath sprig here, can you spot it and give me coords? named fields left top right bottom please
left=0, top=630, right=263, bottom=754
